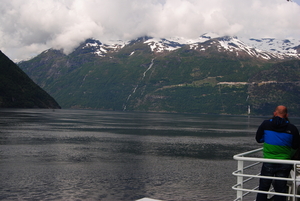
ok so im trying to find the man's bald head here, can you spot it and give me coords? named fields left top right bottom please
left=274, top=105, right=288, bottom=118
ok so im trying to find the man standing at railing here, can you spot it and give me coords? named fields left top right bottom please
left=256, top=105, right=300, bottom=201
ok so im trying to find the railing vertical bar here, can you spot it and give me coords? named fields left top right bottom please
left=292, top=164, right=296, bottom=201
left=237, top=159, right=244, bottom=201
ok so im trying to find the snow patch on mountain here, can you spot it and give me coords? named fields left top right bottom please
left=164, top=33, right=215, bottom=45
left=240, top=37, right=300, bottom=55
left=143, top=38, right=183, bottom=52
left=82, top=39, right=129, bottom=57
left=216, top=36, right=274, bottom=59
left=143, top=33, right=219, bottom=53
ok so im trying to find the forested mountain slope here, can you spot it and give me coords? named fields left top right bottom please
left=19, top=36, right=300, bottom=116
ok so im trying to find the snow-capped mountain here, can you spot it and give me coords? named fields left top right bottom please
left=82, top=38, right=127, bottom=57
left=241, top=37, right=300, bottom=55
left=18, top=33, right=300, bottom=116
left=80, top=33, right=300, bottom=60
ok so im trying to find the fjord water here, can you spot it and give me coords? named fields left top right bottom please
left=1, top=109, right=297, bottom=201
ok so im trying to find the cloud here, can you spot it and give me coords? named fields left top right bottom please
left=0, top=0, right=300, bottom=61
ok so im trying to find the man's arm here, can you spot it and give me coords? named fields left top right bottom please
left=291, top=125, right=300, bottom=149
left=256, top=122, right=265, bottom=143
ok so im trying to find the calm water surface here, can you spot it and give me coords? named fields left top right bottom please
left=1, top=109, right=298, bottom=201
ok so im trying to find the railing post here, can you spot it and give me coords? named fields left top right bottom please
left=237, top=159, right=244, bottom=201
left=292, top=164, right=296, bottom=201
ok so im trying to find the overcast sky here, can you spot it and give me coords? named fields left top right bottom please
left=1, top=0, right=300, bottom=61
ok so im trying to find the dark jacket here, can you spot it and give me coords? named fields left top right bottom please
left=256, top=116, right=300, bottom=159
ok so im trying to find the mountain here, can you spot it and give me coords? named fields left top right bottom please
left=18, top=34, right=300, bottom=116
left=0, top=50, right=61, bottom=109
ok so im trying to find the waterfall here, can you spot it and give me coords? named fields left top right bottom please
left=142, top=59, right=154, bottom=80
left=123, top=59, right=154, bottom=111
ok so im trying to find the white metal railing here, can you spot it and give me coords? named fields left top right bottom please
left=232, top=148, right=300, bottom=201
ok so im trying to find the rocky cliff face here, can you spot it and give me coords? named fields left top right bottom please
left=0, top=50, right=61, bottom=109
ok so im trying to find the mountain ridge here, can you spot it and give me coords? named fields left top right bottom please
left=19, top=33, right=300, bottom=63
left=74, top=34, right=300, bottom=60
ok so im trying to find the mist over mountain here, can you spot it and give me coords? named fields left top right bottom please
left=18, top=34, right=300, bottom=116
left=0, top=50, right=61, bottom=109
